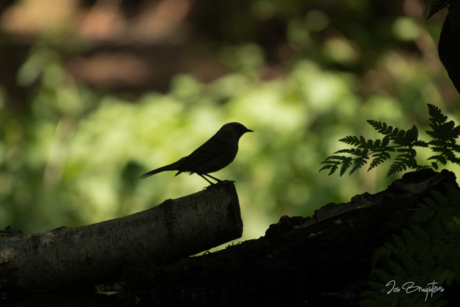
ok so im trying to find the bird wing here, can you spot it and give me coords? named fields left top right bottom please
left=178, top=137, right=228, bottom=173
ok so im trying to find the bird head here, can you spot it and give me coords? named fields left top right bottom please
left=220, top=122, right=253, bottom=139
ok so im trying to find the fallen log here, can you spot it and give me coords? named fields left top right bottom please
left=0, top=182, right=242, bottom=291
left=120, top=169, right=459, bottom=306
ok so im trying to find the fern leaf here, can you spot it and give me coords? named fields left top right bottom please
left=445, top=183, right=460, bottom=205
left=428, top=144, right=445, bottom=150
left=367, top=119, right=380, bottom=130
left=388, top=161, right=407, bottom=176
left=400, top=253, right=420, bottom=275
left=428, top=103, right=448, bottom=123
left=430, top=190, right=449, bottom=207
left=368, top=150, right=391, bottom=171
left=401, top=228, right=416, bottom=244
left=335, top=148, right=365, bottom=156
left=372, top=247, right=392, bottom=267
left=383, top=242, right=397, bottom=253
left=382, top=135, right=390, bottom=147
left=321, top=155, right=343, bottom=162
left=424, top=197, right=439, bottom=210
left=349, top=157, right=368, bottom=175
left=426, top=0, right=450, bottom=19
left=368, top=120, right=394, bottom=135
left=452, top=125, right=460, bottom=138
left=451, top=144, right=460, bottom=153
left=444, top=150, right=459, bottom=163
left=413, top=140, right=429, bottom=147
left=405, top=125, right=419, bottom=142
left=324, top=165, right=338, bottom=175
left=431, top=219, right=443, bottom=237
left=388, top=260, right=407, bottom=276
left=393, top=234, right=405, bottom=249
left=427, top=155, right=447, bottom=165
left=414, top=164, right=430, bottom=170
left=410, top=205, right=435, bottom=223
left=339, top=157, right=353, bottom=176
left=334, top=149, right=353, bottom=155
left=373, top=269, right=395, bottom=283
left=411, top=225, right=430, bottom=242
left=340, top=136, right=364, bottom=146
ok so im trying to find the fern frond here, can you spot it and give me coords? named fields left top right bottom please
left=367, top=183, right=460, bottom=305
left=322, top=155, right=346, bottom=161
left=413, top=140, right=429, bottom=147
left=430, top=190, right=449, bottom=207
left=452, top=126, right=460, bottom=138
left=319, top=155, right=351, bottom=175
left=388, top=161, right=407, bottom=176
left=368, top=120, right=393, bottom=135
left=410, top=205, right=435, bottom=223
left=405, top=125, right=419, bottom=142
left=382, top=135, right=390, bottom=146
left=428, top=121, right=459, bottom=141
left=334, top=149, right=369, bottom=160
left=428, top=155, right=448, bottom=165
left=339, top=157, right=353, bottom=176
left=368, top=151, right=391, bottom=171
left=339, top=135, right=365, bottom=146
left=400, top=253, right=420, bottom=275
left=349, top=157, right=368, bottom=175
left=445, top=183, right=460, bottom=205
left=426, top=0, right=449, bottom=19
left=444, top=150, right=459, bottom=163
left=321, top=104, right=460, bottom=176
left=428, top=103, right=448, bottom=123
left=414, top=165, right=431, bottom=170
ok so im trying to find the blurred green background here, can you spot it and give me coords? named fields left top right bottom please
left=0, top=0, right=459, bottom=243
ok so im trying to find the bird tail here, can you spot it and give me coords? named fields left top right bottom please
left=140, top=163, right=178, bottom=179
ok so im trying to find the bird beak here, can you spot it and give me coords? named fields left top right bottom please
left=246, top=129, right=253, bottom=133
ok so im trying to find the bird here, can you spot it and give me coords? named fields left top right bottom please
left=140, top=122, right=253, bottom=185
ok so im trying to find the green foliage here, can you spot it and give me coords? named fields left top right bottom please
left=2, top=43, right=371, bottom=236
left=1, top=0, right=457, bottom=239
left=320, top=104, right=460, bottom=177
left=426, top=104, right=460, bottom=169
left=360, top=184, right=460, bottom=306
left=426, top=0, right=460, bottom=33
left=426, top=0, right=450, bottom=20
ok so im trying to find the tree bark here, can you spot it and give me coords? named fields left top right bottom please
left=0, top=182, right=242, bottom=291
left=121, top=169, right=459, bottom=306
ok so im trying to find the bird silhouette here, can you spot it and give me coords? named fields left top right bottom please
left=140, top=122, right=253, bottom=184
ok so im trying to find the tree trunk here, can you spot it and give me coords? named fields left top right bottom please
left=0, top=182, right=242, bottom=291
left=439, top=12, right=460, bottom=95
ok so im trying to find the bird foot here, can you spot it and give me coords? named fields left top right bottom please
left=214, top=180, right=236, bottom=186
left=203, top=184, right=215, bottom=190
left=202, top=180, right=236, bottom=190
left=220, top=180, right=236, bottom=184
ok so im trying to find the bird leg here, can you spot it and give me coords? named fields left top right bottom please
left=203, top=174, right=236, bottom=184
left=203, top=174, right=223, bottom=183
left=198, top=174, right=215, bottom=185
